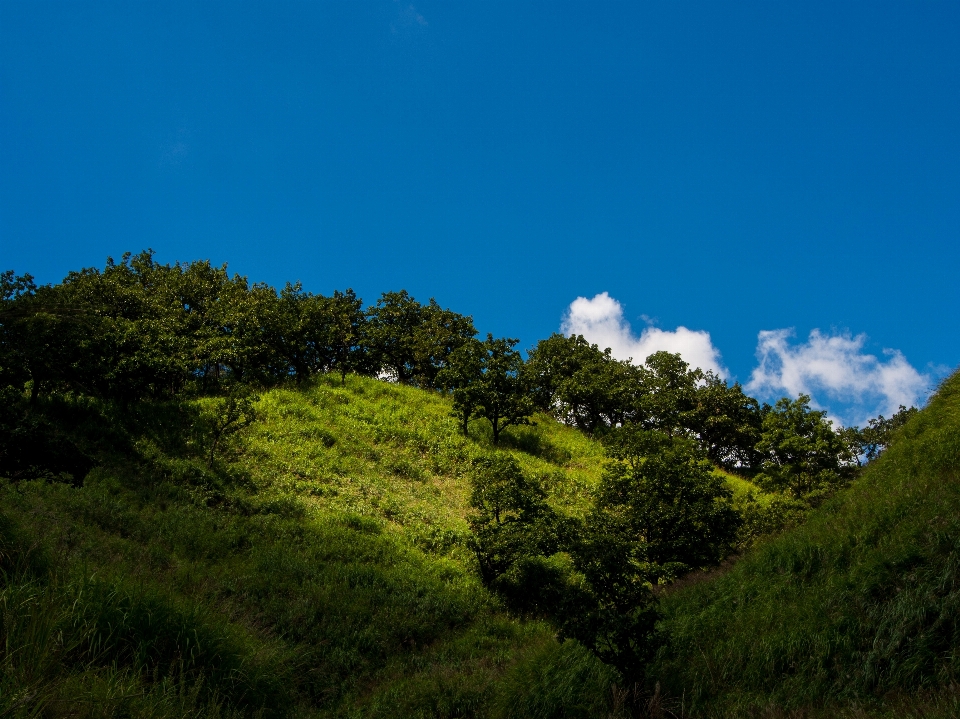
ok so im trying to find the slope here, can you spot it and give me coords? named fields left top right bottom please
left=0, top=374, right=617, bottom=718
left=652, top=370, right=960, bottom=717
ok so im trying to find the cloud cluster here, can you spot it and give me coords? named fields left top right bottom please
left=559, top=292, right=934, bottom=427
left=745, top=328, right=932, bottom=425
left=561, top=292, right=727, bottom=376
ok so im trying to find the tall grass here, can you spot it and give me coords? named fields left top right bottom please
left=0, top=374, right=618, bottom=717
left=7, top=369, right=954, bottom=716
left=651, top=370, right=960, bottom=716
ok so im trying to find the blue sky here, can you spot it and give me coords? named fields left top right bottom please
left=2, top=1, right=958, bottom=425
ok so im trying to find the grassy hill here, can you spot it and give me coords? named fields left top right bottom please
left=3, top=370, right=959, bottom=717
left=0, top=374, right=619, bottom=718
left=650, top=370, right=960, bottom=717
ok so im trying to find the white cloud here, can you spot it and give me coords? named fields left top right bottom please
left=561, top=292, right=727, bottom=376
left=745, top=328, right=932, bottom=426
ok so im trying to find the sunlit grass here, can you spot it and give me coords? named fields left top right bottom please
left=0, top=374, right=617, bottom=718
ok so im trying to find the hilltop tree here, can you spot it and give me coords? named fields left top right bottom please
left=635, top=351, right=703, bottom=436
left=437, top=337, right=485, bottom=436
left=473, top=335, right=535, bottom=444
left=755, top=394, right=856, bottom=502
left=218, top=279, right=280, bottom=384
left=323, top=289, right=367, bottom=383
left=526, top=333, right=640, bottom=433
left=365, top=291, right=476, bottom=387
left=689, top=372, right=764, bottom=470
left=524, top=333, right=580, bottom=412
left=265, top=282, right=331, bottom=383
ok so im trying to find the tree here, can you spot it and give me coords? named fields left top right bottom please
left=524, top=333, right=580, bottom=412
left=410, top=299, right=477, bottom=389
left=266, top=282, right=330, bottom=383
left=635, top=351, right=702, bottom=437
left=473, top=335, right=535, bottom=444
left=853, top=405, right=919, bottom=462
left=754, top=394, right=856, bottom=502
left=204, top=385, right=259, bottom=466
left=364, top=291, right=476, bottom=387
left=363, top=290, right=422, bottom=384
left=468, top=454, right=558, bottom=585
left=526, top=334, right=640, bottom=433
left=688, top=372, right=764, bottom=470
left=561, top=427, right=740, bottom=683
left=218, top=279, right=281, bottom=385
left=437, top=337, right=485, bottom=436
left=323, top=289, right=367, bottom=383
left=596, top=426, right=741, bottom=573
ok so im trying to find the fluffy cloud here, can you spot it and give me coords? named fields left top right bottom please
left=745, top=328, right=932, bottom=425
left=561, top=292, right=727, bottom=376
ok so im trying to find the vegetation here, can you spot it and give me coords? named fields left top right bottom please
left=650, top=370, right=960, bottom=716
left=0, top=252, right=952, bottom=717
left=0, top=375, right=616, bottom=717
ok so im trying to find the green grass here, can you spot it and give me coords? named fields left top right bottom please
left=651, top=370, right=960, bottom=716
left=4, top=370, right=959, bottom=717
left=0, top=374, right=616, bottom=718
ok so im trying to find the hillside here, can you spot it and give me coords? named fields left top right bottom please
left=651, top=370, right=960, bottom=717
left=0, top=374, right=620, bottom=718
left=3, top=369, right=959, bottom=717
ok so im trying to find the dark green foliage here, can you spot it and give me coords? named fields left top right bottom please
left=634, top=351, right=702, bottom=436
left=440, top=335, right=537, bottom=444
left=596, top=427, right=742, bottom=577
left=1, top=252, right=374, bottom=401
left=438, top=336, right=486, bottom=436
left=364, top=290, right=477, bottom=387
left=468, top=454, right=564, bottom=589
left=844, top=404, right=920, bottom=463
left=554, top=430, right=741, bottom=683
left=688, top=372, right=764, bottom=471
left=203, top=385, right=260, bottom=466
left=526, top=333, right=640, bottom=433
left=325, top=288, right=367, bottom=382
left=754, top=393, right=857, bottom=502
left=266, top=281, right=331, bottom=382
left=473, top=335, right=536, bottom=445
left=525, top=338, right=766, bottom=476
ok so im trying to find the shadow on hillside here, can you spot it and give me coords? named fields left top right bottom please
left=496, top=425, right=573, bottom=466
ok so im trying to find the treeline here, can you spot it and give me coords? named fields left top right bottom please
left=0, top=251, right=924, bottom=694
left=1, top=251, right=911, bottom=498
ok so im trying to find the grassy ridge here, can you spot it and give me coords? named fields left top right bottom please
left=0, top=374, right=616, bottom=718
left=652, top=370, right=960, bottom=716
left=5, top=370, right=958, bottom=716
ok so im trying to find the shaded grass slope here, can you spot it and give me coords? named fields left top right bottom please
left=652, top=370, right=960, bottom=717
